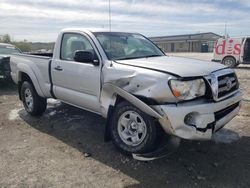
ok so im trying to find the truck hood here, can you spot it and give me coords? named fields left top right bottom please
left=115, top=56, right=226, bottom=77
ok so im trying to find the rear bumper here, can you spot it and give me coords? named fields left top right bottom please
left=153, top=90, right=243, bottom=140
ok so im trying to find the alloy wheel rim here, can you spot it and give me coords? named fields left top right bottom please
left=24, top=88, right=33, bottom=110
left=224, top=59, right=234, bottom=67
left=117, top=111, right=147, bottom=146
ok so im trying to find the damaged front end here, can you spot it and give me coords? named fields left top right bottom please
left=99, top=61, right=242, bottom=160
left=153, top=69, right=243, bottom=140
left=153, top=92, right=242, bottom=140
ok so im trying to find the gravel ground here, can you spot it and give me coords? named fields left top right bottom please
left=0, top=54, right=250, bottom=188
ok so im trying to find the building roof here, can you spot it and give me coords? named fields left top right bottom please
left=149, top=32, right=221, bottom=42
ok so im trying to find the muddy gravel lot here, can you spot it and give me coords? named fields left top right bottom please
left=0, top=54, right=250, bottom=188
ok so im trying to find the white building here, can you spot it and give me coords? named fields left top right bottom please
left=149, top=32, right=221, bottom=53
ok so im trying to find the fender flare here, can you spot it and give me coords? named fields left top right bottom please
left=17, top=63, right=45, bottom=97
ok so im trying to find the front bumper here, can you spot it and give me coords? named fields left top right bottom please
left=153, top=90, right=243, bottom=140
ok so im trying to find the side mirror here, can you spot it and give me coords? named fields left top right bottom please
left=74, top=50, right=99, bottom=66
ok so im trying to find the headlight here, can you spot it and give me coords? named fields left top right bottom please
left=169, top=79, right=206, bottom=100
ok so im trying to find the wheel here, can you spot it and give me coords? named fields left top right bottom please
left=21, top=81, right=47, bottom=116
left=110, top=101, right=158, bottom=154
left=222, top=57, right=237, bottom=68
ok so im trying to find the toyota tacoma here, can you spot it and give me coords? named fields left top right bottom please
left=10, top=28, right=242, bottom=159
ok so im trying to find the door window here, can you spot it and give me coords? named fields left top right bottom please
left=61, top=33, right=95, bottom=61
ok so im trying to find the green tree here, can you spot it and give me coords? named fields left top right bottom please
left=13, top=41, right=32, bottom=52
left=1, top=34, right=11, bottom=43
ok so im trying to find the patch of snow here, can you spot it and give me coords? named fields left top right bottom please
left=212, top=128, right=241, bottom=144
left=8, top=109, right=21, bottom=121
left=49, top=111, right=57, bottom=116
left=47, top=98, right=61, bottom=105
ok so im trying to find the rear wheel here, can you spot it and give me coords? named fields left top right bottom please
left=222, top=57, right=237, bottom=68
left=110, top=101, right=158, bottom=154
left=21, top=81, right=47, bottom=116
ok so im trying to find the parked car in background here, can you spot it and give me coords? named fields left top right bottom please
left=10, top=28, right=242, bottom=160
left=213, top=36, right=250, bottom=67
left=0, top=43, right=21, bottom=82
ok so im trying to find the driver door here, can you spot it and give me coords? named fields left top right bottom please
left=52, top=33, right=101, bottom=113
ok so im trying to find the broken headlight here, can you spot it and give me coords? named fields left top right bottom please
left=169, top=79, right=206, bottom=100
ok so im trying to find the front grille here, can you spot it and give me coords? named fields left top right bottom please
left=217, top=73, right=238, bottom=99
left=205, top=69, right=239, bottom=101
left=214, top=102, right=239, bottom=121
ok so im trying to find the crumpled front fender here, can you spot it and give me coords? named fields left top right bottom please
left=100, top=83, right=162, bottom=119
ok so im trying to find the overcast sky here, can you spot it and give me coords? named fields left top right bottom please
left=0, top=0, right=250, bottom=42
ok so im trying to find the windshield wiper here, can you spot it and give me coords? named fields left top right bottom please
left=114, top=54, right=164, bottom=61
left=144, top=54, right=164, bottom=58
left=114, top=56, right=146, bottom=60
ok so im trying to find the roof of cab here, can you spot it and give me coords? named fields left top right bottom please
left=60, top=28, right=139, bottom=34
left=61, top=28, right=110, bottom=33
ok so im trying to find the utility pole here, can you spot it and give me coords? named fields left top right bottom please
left=224, top=21, right=227, bottom=38
left=109, top=0, right=111, bottom=31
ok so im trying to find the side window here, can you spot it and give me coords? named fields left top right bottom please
left=61, top=33, right=95, bottom=61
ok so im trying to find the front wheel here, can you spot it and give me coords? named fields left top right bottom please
left=21, top=81, right=47, bottom=116
left=110, top=101, right=158, bottom=154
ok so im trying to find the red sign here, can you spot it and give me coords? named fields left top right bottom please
left=215, top=39, right=241, bottom=55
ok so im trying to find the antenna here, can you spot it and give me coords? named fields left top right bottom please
left=109, top=0, right=111, bottom=31
left=108, top=0, right=113, bottom=67
left=224, top=21, right=227, bottom=38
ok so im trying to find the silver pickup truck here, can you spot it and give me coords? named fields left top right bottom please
left=10, top=28, right=242, bottom=157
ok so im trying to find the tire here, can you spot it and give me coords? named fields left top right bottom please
left=110, top=101, right=158, bottom=155
left=222, top=57, right=237, bottom=68
left=21, top=81, right=47, bottom=116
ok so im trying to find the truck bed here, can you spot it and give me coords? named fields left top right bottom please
left=25, top=52, right=53, bottom=57
left=10, top=53, right=53, bottom=98
left=16, top=53, right=52, bottom=59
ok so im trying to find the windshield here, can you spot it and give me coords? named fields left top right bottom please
left=0, top=45, right=21, bottom=54
left=94, top=32, right=164, bottom=60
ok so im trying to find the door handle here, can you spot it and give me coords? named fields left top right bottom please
left=54, top=66, right=63, bottom=71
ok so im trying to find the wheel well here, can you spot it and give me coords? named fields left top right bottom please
left=222, top=56, right=236, bottom=63
left=114, top=95, right=125, bottom=106
left=104, top=95, right=125, bottom=142
left=18, top=72, right=32, bottom=100
left=20, top=72, right=32, bottom=83
left=104, top=94, right=159, bottom=142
